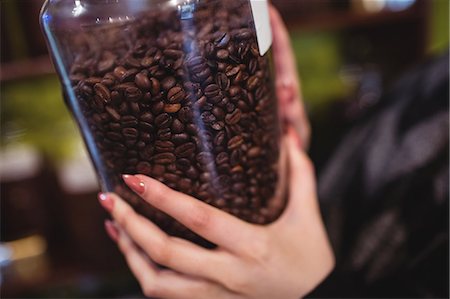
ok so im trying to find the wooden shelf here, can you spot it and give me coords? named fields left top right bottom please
left=1, top=55, right=55, bottom=82
left=283, top=7, right=423, bottom=32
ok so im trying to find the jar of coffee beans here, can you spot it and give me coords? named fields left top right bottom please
left=41, top=0, right=288, bottom=245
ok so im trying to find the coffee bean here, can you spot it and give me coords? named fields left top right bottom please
left=155, top=140, right=175, bottom=152
left=211, top=121, right=224, bottom=131
left=149, top=78, right=161, bottom=95
left=125, top=86, right=142, bottom=101
left=167, top=86, right=185, bottom=103
left=246, top=75, right=260, bottom=91
left=157, top=128, right=171, bottom=140
left=225, top=108, right=241, bottom=125
left=136, top=161, right=152, bottom=175
left=151, top=101, right=164, bottom=114
left=172, top=133, right=189, bottom=145
left=248, top=146, right=262, bottom=158
left=228, top=135, right=243, bottom=150
left=135, top=72, right=151, bottom=90
left=153, top=153, right=176, bottom=164
left=235, top=28, right=252, bottom=40
left=214, top=130, right=225, bottom=146
left=216, top=73, right=230, bottom=90
left=122, top=127, right=138, bottom=139
left=121, top=115, right=138, bottom=127
left=155, top=113, right=172, bottom=128
left=178, top=106, right=192, bottom=123
left=164, top=103, right=181, bottom=113
left=140, top=112, right=154, bottom=123
left=171, top=118, right=184, bottom=133
left=174, top=142, right=195, bottom=158
left=94, top=83, right=111, bottom=102
left=216, top=49, right=229, bottom=60
left=216, top=152, right=229, bottom=165
left=162, top=76, right=176, bottom=91
left=105, top=106, right=121, bottom=121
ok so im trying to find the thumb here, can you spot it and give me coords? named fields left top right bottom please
left=277, top=127, right=319, bottom=223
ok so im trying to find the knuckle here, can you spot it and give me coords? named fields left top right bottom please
left=115, top=206, right=135, bottom=231
left=247, top=231, right=270, bottom=262
left=188, top=205, right=210, bottom=230
left=147, top=181, right=167, bottom=204
left=226, top=272, right=251, bottom=293
left=142, top=282, right=160, bottom=298
left=152, top=238, right=172, bottom=265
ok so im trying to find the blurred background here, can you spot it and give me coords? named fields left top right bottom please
left=1, top=0, right=448, bottom=298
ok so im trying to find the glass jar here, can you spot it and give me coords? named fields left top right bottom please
left=41, top=0, right=288, bottom=245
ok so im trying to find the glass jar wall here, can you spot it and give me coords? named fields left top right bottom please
left=41, top=0, right=287, bottom=245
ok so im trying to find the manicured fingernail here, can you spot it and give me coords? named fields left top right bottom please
left=122, top=174, right=145, bottom=194
left=104, top=220, right=119, bottom=242
left=98, top=192, right=114, bottom=212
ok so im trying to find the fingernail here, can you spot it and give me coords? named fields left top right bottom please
left=98, top=192, right=114, bottom=212
left=122, top=174, right=145, bottom=194
left=104, top=220, right=119, bottom=242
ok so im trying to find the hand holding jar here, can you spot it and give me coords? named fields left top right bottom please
left=98, top=7, right=333, bottom=299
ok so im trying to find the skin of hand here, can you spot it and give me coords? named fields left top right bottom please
left=97, top=6, right=334, bottom=299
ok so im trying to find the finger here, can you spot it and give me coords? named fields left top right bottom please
left=114, top=223, right=235, bottom=299
left=122, top=174, right=256, bottom=254
left=269, top=6, right=311, bottom=149
left=276, top=127, right=319, bottom=224
left=100, top=193, right=236, bottom=285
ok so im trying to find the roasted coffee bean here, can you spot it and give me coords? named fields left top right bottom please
left=216, top=152, right=229, bottom=165
left=246, top=75, right=260, bottom=91
left=155, top=140, right=175, bottom=152
left=161, top=76, right=177, bottom=91
left=211, top=121, right=224, bottom=131
left=125, top=86, right=142, bottom=101
left=105, top=106, right=121, bottom=121
left=121, top=115, right=138, bottom=127
left=122, top=127, right=138, bottom=139
left=235, top=28, right=253, bottom=40
left=149, top=78, right=161, bottom=95
left=248, top=146, right=261, bottom=158
left=135, top=72, right=151, bottom=90
left=216, top=73, right=230, bottom=90
left=174, top=142, right=195, bottom=158
left=155, top=113, right=172, bottom=128
left=140, top=112, right=154, bottom=123
left=214, top=130, right=225, bottom=146
left=94, top=83, right=111, bottom=102
left=167, top=86, right=185, bottom=103
left=216, top=49, right=229, bottom=60
left=227, top=135, right=243, bottom=150
left=164, top=103, right=181, bottom=113
left=153, top=152, right=176, bottom=164
left=178, top=106, right=192, bottom=123
left=225, top=108, right=241, bottom=125
left=157, top=128, right=171, bottom=140
left=171, top=118, right=184, bottom=133
left=136, top=161, right=152, bottom=175
left=172, top=133, right=189, bottom=145
left=151, top=101, right=164, bottom=114
left=204, top=84, right=220, bottom=98
left=176, top=158, right=191, bottom=171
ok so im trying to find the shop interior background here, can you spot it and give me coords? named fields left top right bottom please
left=1, top=0, right=449, bottom=297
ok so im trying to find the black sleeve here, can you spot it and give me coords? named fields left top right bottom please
left=309, top=52, right=449, bottom=298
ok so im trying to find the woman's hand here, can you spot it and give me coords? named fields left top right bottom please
left=99, top=128, right=333, bottom=299
left=270, top=7, right=310, bottom=149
